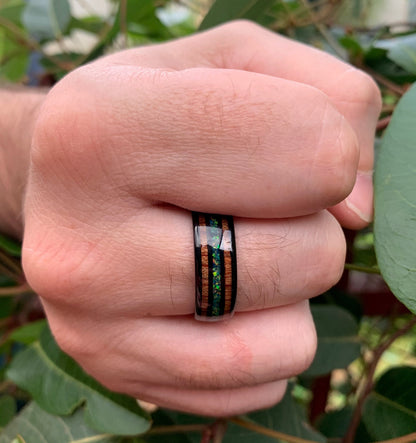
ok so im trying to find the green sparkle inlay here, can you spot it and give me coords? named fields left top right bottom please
left=210, top=216, right=222, bottom=315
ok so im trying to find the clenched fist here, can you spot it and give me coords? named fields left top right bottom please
left=21, top=21, right=381, bottom=416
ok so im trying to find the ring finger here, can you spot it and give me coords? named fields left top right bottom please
left=33, top=206, right=345, bottom=317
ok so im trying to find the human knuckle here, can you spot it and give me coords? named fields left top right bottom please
left=53, top=329, right=81, bottom=359
left=177, top=335, right=253, bottom=390
left=309, top=213, right=346, bottom=294
left=22, top=244, right=61, bottom=302
left=259, top=382, right=287, bottom=410
left=344, top=68, right=382, bottom=111
left=316, top=102, right=359, bottom=205
left=325, top=222, right=347, bottom=288
left=181, top=361, right=250, bottom=391
left=50, top=322, right=94, bottom=362
left=31, top=82, right=72, bottom=165
left=195, top=393, right=235, bottom=417
left=207, top=402, right=233, bottom=418
left=220, top=328, right=255, bottom=386
left=292, top=317, right=317, bottom=374
left=176, top=364, right=220, bottom=390
left=219, top=19, right=262, bottom=36
left=23, top=239, right=92, bottom=305
left=211, top=396, right=247, bottom=418
left=31, top=67, right=104, bottom=171
left=198, top=394, right=242, bottom=418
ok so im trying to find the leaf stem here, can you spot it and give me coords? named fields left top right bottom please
left=344, top=316, right=416, bottom=443
left=299, top=0, right=346, bottom=59
left=377, top=116, right=392, bottom=131
left=0, top=16, right=73, bottom=71
left=119, top=0, right=128, bottom=49
left=376, top=431, right=416, bottom=443
left=364, top=67, right=407, bottom=96
left=212, top=419, right=227, bottom=443
left=0, top=380, right=14, bottom=392
left=0, top=250, right=22, bottom=275
left=0, top=263, right=19, bottom=282
left=0, top=283, right=32, bottom=297
left=344, top=263, right=381, bottom=274
left=230, top=417, right=319, bottom=443
left=147, top=423, right=208, bottom=435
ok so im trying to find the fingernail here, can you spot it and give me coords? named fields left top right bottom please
left=345, top=171, right=374, bottom=223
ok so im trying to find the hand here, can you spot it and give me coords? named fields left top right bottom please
left=0, top=86, right=45, bottom=238
left=22, top=21, right=381, bottom=416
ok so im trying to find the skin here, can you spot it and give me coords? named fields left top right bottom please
left=0, top=21, right=381, bottom=416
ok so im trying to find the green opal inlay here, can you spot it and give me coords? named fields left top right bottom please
left=210, top=217, right=222, bottom=315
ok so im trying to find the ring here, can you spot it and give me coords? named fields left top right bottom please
left=192, top=212, right=237, bottom=321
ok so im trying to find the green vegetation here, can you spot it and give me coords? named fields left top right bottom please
left=1, top=1, right=416, bottom=441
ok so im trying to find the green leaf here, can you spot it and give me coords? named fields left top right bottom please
left=0, top=401, right=129, bottom=442
left=1, top=53, right=28, bottom=82
left=339, top=35, right=364, bottom=59
left=0, top=395, right=16, bottom=428
left=0, top=297, right=13, bottom=320
left=199, top=0, right=274, bottom=31
left=0, top=234, right=21, bottom=257
left=352, top=231, right=377, bottom=269
left=6, top=326, right=151, bottom=436
left=21, top=0, right=71, bottom=40
left=374, top=83, right=416, bottom=313
left=125, top=0, right=171, bottom=40
left=8, top=320, right=46, bottom=345
left=0, top=33, right=28, bottom=82
left=375, top=35, right=416, bottom=75
left=362, top=366, right=416, bottom=440
left=316, top=407, right=353, bottom=438
left=222, top=423, right=275, bottom=443
left=0, top=0, right=25, bottom=25
left=81, top=7, right=120, bottom=66
left=317, top=407, right=372, bottom=442
left=303, top=305, right=361, bottom=376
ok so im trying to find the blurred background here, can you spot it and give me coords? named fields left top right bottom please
left=2, top=0, right=416, bottom=87
left=2, top=1, right=416, bottom=442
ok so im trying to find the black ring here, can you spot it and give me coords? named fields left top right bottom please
left=192, top=212, right=237, bottom=321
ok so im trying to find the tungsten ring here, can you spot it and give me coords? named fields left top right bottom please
left=192, top=212, right=237, bottom=321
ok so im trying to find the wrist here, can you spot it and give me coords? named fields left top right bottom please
left=0, top=86, right=47, bottom=239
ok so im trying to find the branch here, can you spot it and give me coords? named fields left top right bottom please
left=363, top=67, right=407, bottom=96
left=149, top=420, right=227, bottom=442
left=230, top=417, right=319, bottom=443
left=0, top=263, right=19, bottom=282
left=344, top=22, right=416, bottom=33
left=147, top=423, right=208, bottom=435
left=119, top=0, right=128, bottom=49
left=344, top=263, right=381, bottom=274
left=377, top=431, right=416, bottom=443
left=377, top=116, right=392, bottom=131
left=212, top=420, right=227, bottom=443
left=0, top=283, right=32, bottom=297
left=0, top=16, right=73, bottom=72
left=299, top=0, right=346, bottom=60
left=344, top=316, right=416, bottom=443
left=0, top=380, right=14, bottom=392
left=0, top=250, right=22, bottom=275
